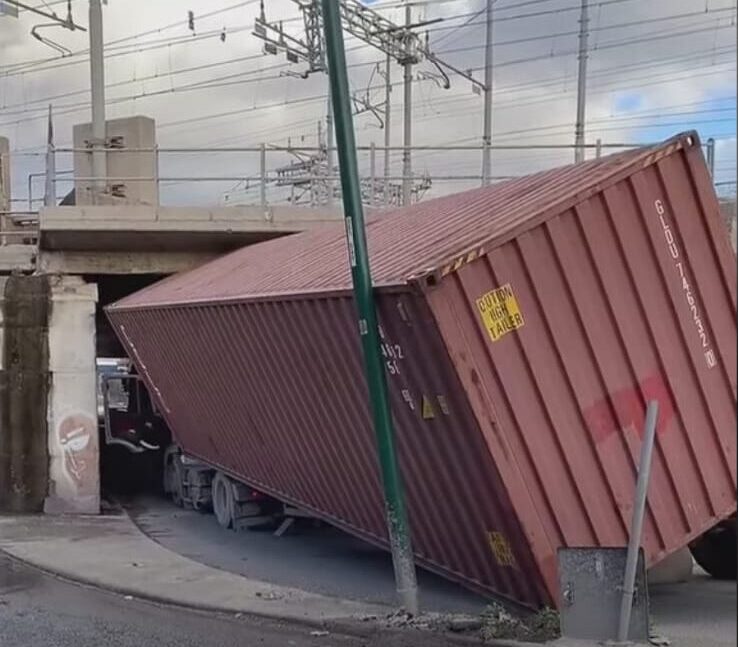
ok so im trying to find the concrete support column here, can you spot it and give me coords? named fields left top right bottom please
left=44, top=276, right=99, bottom=515
left=0, top=276, right=50, bottom=513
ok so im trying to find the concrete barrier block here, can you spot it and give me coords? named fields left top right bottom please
left=648, top=547, right=694, bottom=585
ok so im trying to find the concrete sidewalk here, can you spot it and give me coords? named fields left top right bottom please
left=0, top=512, right=548, bottom=646
left=5, top=511, right=717, bottom=646
left=0, top=512, right=389, bottom=625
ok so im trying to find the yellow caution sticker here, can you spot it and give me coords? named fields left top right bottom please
left=476, top=284, right=524, bottom=343
left=487, top=530, right=517, bottom=568
left=421, top=396, right=436, bottom=420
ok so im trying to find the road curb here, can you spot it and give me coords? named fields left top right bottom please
left=1, top=544, right=541, bottom=646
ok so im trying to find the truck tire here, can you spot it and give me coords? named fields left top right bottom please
left=690, top=521, right=737, bottom=580
left=212, top=472, right=234, bottom=529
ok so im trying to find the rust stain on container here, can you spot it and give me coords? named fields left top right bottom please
left=108, top=133, right=736, bottom=608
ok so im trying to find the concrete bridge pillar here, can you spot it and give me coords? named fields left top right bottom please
left=44, top=276, right=99, bottom=514
left=0, top=275, right=50, bottom=512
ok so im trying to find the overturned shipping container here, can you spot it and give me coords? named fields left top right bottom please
left=108, top=133, right=737, bottom=608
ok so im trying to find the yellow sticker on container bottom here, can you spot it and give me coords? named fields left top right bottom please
left=476, top=284, right=524, bottom=343
left=421, top=396, right=435, bottom=420
left=487, top=530, right=517, bottom=568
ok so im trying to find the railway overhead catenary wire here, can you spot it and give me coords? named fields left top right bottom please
left=3, top=0, right=735, bottom=209
left=4, top=9, right=733, bottom=126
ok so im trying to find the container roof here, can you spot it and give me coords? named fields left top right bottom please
left=112, top=133, right=693, bottom=309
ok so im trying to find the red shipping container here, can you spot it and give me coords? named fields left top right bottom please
left=108, top=132, right=736, bottom=608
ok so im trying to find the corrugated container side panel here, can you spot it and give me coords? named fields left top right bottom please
left=425, top=277, right=560, bottom=595
left=109, top=293, right=548, bottom=607
left=115, top=301, right=387, bottom=528
left=609, top=167, right=736, bottom=526
left=657, top=151, right=737, bottom=410
left=374, top=294, right=547, bottom=606
left=427, top=144, right=737, bottom=600
left=577, top=187, right=700, bottom=544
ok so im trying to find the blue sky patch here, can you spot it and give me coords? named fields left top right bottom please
left=614, top=92, right=644, bottom=113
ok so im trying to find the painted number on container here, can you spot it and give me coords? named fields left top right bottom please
left=487, top=531, right=517, bottom=568
left=378, top=324, right=405, bottom=376
left=654, top=199, right=716, bottom=370
left=476, top=284, right=525, bottom=343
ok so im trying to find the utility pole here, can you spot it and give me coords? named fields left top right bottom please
left=384, top=53, right=391, bottom=207
left=481, top=0, right=493, bottom=186
left=326, top=91, right=335, bottom=205
left=574, top=0, right=589, bottom=164
left=45, top=105, right=56, bottom=207
left=89, top=0, right=107, bottom=198
left=401, top=2, right=412, bottom=206
left=320, top=0, right=419, bottom=615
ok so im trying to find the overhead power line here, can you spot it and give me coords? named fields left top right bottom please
left=5, top=41, right=733, bottom=120
left=2, top=45, right=734, bottom=131
left=1, top=0, right=261, bottom=73
left=4, top=2, right=732, bottom=79
left=1, top=23, right=256, bottom=78
left=382, top=47, right=736, bottom=118
left=435, top=18, right=735, bottom=57
left=4, top=42, right=733, bottom=130
left=426, top=4, right=737, bottom=37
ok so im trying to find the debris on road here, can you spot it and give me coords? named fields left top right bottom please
left=254, top=590, right=283, bottom=600
left=480, top=604, right=560, bottom=643
left=447, top=615, right=484, bottom=633
left=379, top=609, right=488, bottom=637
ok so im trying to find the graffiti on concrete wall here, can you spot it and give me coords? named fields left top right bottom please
left=57, top=412, right=98, bottom=496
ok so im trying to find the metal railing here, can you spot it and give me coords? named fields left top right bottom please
left=0, top=210, right=39, bottom=246
left=27, top=140, right=647, bottom=209
left=7, top=137, right=732, bottom=237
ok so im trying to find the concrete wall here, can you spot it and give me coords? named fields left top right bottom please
left=0, top=275, right=50, bottom=513
left=44, top=276, right=99, bottom=514
left=73, top=115, right=158, bottom=207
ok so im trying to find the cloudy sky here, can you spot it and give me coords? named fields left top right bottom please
left=1, top=0, right=735, bottom=206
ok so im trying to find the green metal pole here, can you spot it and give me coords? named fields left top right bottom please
left=320, top=0, right=419, bottom=614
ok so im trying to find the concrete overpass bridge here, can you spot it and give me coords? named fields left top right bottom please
left=0, top=115, right=343, bottom=514
left=0, top=200, right=342, bottom=515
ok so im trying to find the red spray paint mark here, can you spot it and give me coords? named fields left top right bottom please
left=584, top=374, right=674, bottom=444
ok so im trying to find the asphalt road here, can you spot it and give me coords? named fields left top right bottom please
left=128, top=496, right=737, bottom=647
left=649, top=572, right=737, bottom=647
left=129, top=495, right=486, bottom=614
left=0, top=554, right=465, bottom=647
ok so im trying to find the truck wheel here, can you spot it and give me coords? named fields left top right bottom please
left=690, top=522, right=737, bottom=580
left=212, top=472, right=234, bottom=529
